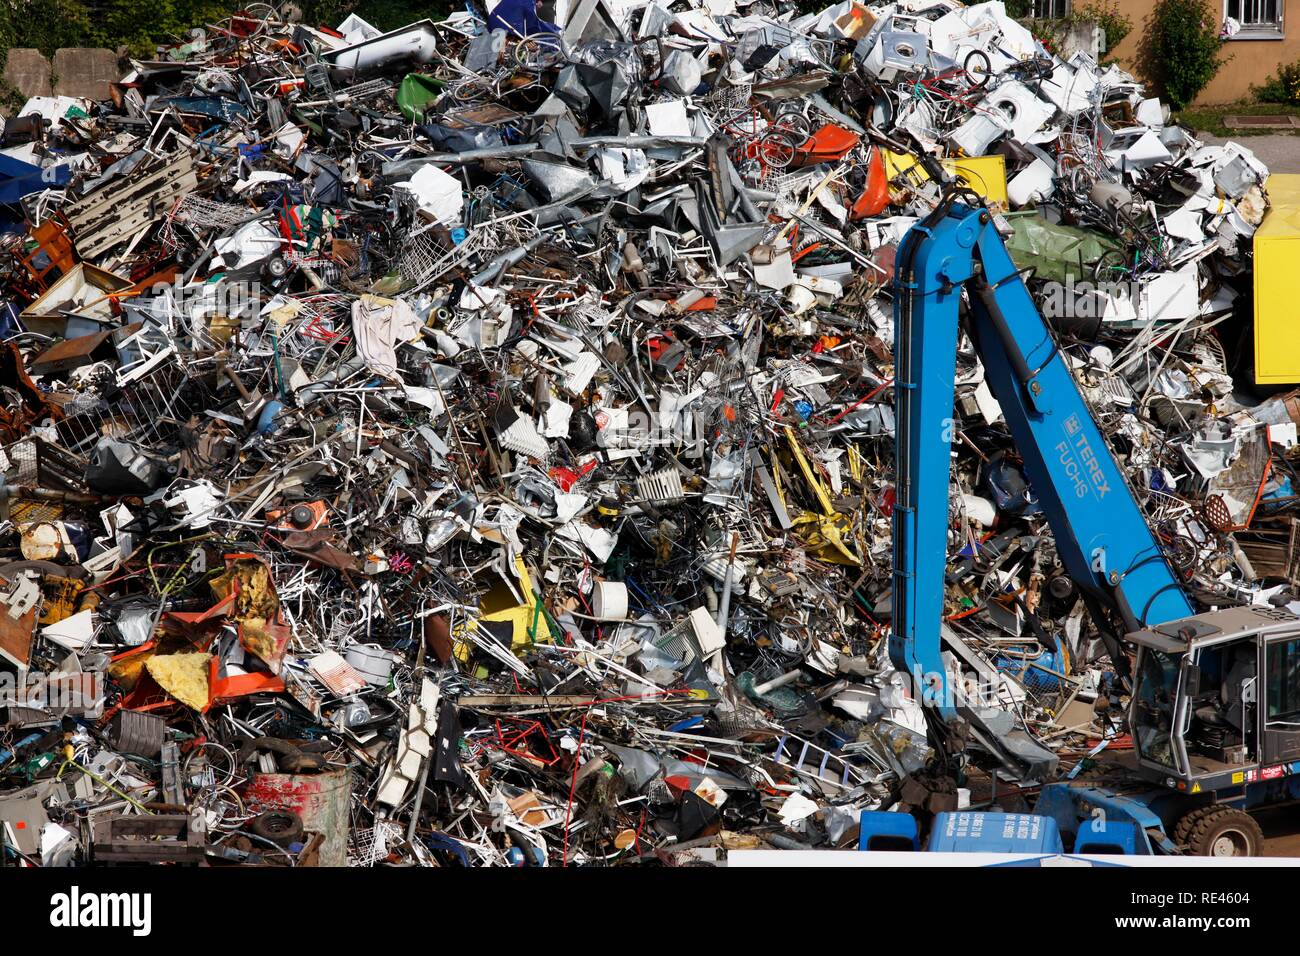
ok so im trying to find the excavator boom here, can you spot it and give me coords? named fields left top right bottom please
left=889, top=197, right=1193, bottom=778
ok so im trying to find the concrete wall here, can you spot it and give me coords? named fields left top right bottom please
left=3, top=49, right=53, bottom=99
left=52, top=49, right=121, bottom=101
left=2, top=48, right=120, bottom=103
left=1107, top=0, right=1297, bottom=105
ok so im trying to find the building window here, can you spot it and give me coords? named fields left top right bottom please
left=1032, top=0, right=1071, bottom=18
left=1225, top=0, right=1284, bottom=37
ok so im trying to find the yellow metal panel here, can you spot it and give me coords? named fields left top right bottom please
left=881, top=150, right=1008, bottom=205
left=1254, top=174, right=1300, bottom=384
left=946, top=156, right=1008, bottom=205
left=454, top=555, right=553, bottom=662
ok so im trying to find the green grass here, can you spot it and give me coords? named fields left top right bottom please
left=1173, top=101, right=1300, bottom=137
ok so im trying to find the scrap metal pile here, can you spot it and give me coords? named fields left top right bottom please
left=0, top=0, right=1289, bottom=866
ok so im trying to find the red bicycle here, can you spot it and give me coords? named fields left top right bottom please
left=720, top=103, right=809, bottom=175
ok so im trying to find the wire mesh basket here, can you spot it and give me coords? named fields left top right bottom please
left=161, top=195, right=257, bottom=257
left=1, top=440, right=67, bottom=524
left=704, top=80, right=753, bottom=117
left=396, top=223, right=504, bottom=292
left=350, top=820, right=404, bottom=866
left=55, top=344, right=203, bottom=452
left=170, top=194, right=255, bottom=233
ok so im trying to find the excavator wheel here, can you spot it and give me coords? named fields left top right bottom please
left=1172, top=805, right=1214, bottom=845
left=1175, top=806, right=1262, bottom=857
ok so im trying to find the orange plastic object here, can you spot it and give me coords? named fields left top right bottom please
left=793, top=124, right=861, bottom=166
left=850, top=149, right=890, bottom=221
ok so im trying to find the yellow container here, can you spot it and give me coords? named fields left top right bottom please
left=1254, top=174, right=1300, bottom=384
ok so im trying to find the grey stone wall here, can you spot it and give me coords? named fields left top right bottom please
left=52, top=48, right=121, bottom=100
left=3, top=47, right=120, bottom=103
left=3, top=49, right=53, bottom=99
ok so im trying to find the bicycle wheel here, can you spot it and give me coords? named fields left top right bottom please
left=1092, top=248, right=1131, bottom=284
left=452, top=76, right=493, bottom=105
left=773, top=111, right=811, bottom=142
left=242, top=2, right=280, bottom=21
left=962, top=49, right=992, bottom=90
left=1069, top=164, right=1098, bottom=198
left=184, top=741, right=238, bottom=791
left=514, top=35, right=562, bottom=72
left=200, top=786, right=251, bottom=831
left=758, top=130, right=796, bottom=170
left=723, top=107, right=766, bottom=139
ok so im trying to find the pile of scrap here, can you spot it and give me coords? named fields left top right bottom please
left=0, top=0, right=1289, bottom=867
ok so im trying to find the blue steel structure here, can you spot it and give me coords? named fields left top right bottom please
left=857, top=807, right=1139, bottom=856
left=888, top=196, right=1192, bottom=717
left=883, top=192, right=1300, bottom=856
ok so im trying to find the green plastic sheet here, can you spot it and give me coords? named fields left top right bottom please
left=1002, top=212, right=1122, bottom=285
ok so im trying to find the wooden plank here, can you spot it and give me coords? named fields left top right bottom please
left=66, top=153, right=197, bottom=258
left=458, top=694, right=601, bottom=707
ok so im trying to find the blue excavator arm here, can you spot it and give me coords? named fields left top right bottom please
left=889, top=197, right=1194, bottom=727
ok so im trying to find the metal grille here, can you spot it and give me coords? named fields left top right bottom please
left=397, top=228, right=458, bottom=288
left=55, top=345, right=201, bottom=452
left=333, top=78, right=394, bottom=101
left=759, top=168, right=799, bottom=198
left=162, top=195, right=254, bottom=256
left=1228, top=0, right=1282, bottom=29
left=2, top=439, right=38, bottom=484
left=704, top=81, right=753, bottom=118
left=653, top=616, right=705, bottom=665
left=2, top=441, right=62, bottom=523
left=396, top=220, right=537, bottom=293
left=1032, top=0, right=1071, bottom=18
left=170, top=195, right=251, bottom=232
left=397, top=226, right=484, bottom=291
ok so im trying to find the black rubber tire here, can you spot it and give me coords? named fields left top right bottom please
left=1179, top=806, right=1262, bottom=857
left=1172, top=804, right=1215, bottom=846
left=963, top=50, right=991, bottom=89
left=250, top=810, right=304, bottom=847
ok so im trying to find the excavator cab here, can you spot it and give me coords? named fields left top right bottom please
left=1128, top=605, right=1300, bottom=792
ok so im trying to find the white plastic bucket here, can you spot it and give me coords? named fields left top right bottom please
left=591, top=580, right=628, bottom=621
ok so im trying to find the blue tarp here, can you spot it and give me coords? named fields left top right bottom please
left=0, top=152, right=70, bottom=205
left=487, top=0, right=560, bottom=37
left=156, top=97, right=254, bottom=123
